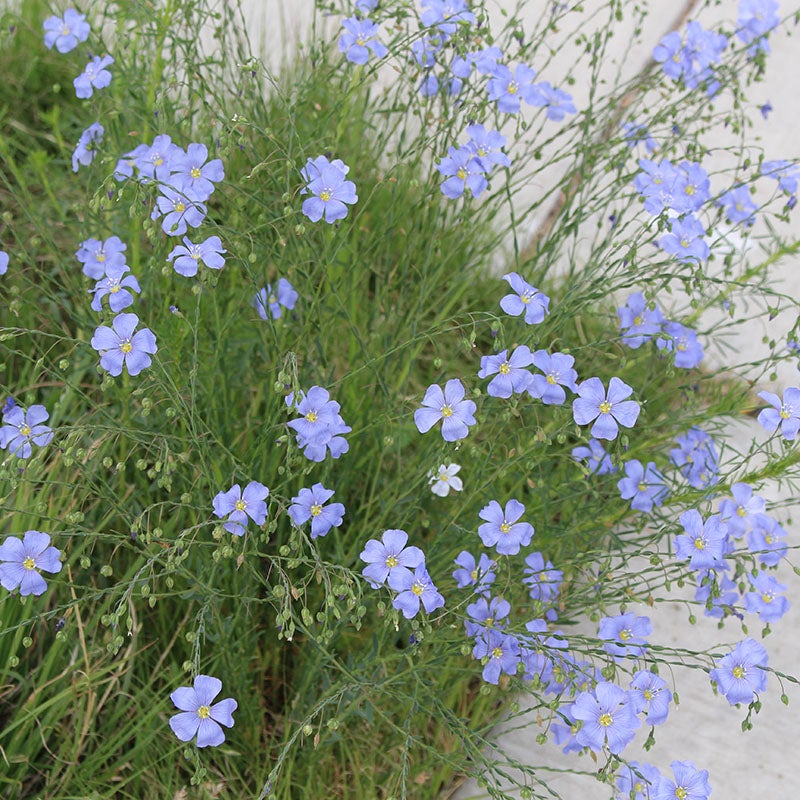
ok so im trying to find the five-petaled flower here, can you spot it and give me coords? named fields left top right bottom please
left=91, top=313, right=157, bottom=376
left=572, top=377, right=640, bottom=440
left=499, top=272, right=550, bottom=324
left=428, top=463, right=463, bottom=496
left=253, top=279, right=298, bottom=320
left=72, top=122, right=104, bottom=172
left=0, top=531, right=62, bottom=596
left=169, top=675, right=237, bottom=748
left=757, top=387, right=800, bottom=440
left=709, top=637, right=769, bottom=706
left=478, top=499, right=534, bottom=556
left=288, top=483, right=345, bottom=539
left=414, top=379, right=477, bottom=441
left=74, top=55, right=114, bottom=99
left=388, top=565, right=445, bottom=619
left=212, top=481, right=269, bottom=537
left=300, top=156, right=358, bottom=223
left=360, top=529, right=424, bottom=588
left=167, top=236, right=226, bottom=277
left=43, top=8, right=90, bottom=53
left=0, top=404, right=54, bottom=459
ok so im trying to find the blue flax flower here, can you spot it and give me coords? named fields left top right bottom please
left=709, top=637, right=768, bottom=705
left=464, top=595, right=510, bottom=637
left=615, top=761, right=662, bottom=800
left=570, top=681, right=641, bottom=755
left=656, top=321, right=703, bottom=368
left=288, top=483, right=345, bottom=539
left=0, top=531, right=62, bottom=596
left=286, top=386, right=350, bottom=461
left=671, top=427, right=719, bottom=489
left=43, top=8, right=90, bottom=53
left=695, top=567, right=739, bottom=619
left=168, top=143, right=225, bottom=202
left=499, top=272, right=550, bottom=324
left=90, top=313, right=157, bottom=377
left=617, top=292, right=664, bottom=348
left=674, top=510, right=729, bottom=570
left=528, top=350, right=578, bottom=405
left=571, top=438, right=615, bottom=475
left=718, top=482, right=765, bottom=538
left=212, top=481, right=269, bottom=537
left=522, top=552, right=562, bottom=604
left=465, top=123, right=511, bottom=170
left=0, top=404, right=54, bottom=459
left=169, top=675, right=237, bottom=748
left=151, top=180, right=207, bottom=236
left=622, top=122, right=659, bottom=154
left=74, top=55, right=114, bottom=98
left=757, top=387, right=800, bottom=440
left=747, top=514, right=788, bottom=566
left=487, top=63, right=539, bottom=114
left=658, top=214, right=709, bottom=262
left=471, top=629, right=521, bottom=684
left=360, top=529, right=424, bottom=588
left=737, top=0, right=779, bottom=55
left=89, top=264, right=140, bottom=312
left=253, top=279, right=298, bottom=320
left=653, top=761, right=711, bottom=800
left=452, top=551, right=495, bottom=594
left=76, top=235, right=127, bottom=279
left=761, top=160, right=800, bottom=199
left=388, top=565, right=444, bottom=619
left=72, top=122, right=104, bottom=172
left=572, top=377, right=640, bottom=441
left=633, top=158, right=682, bottom=215
left=528, top=81, right=577, bottom=121
left=743, top=572, right=789, bottom=623
left=629, top=671, right=672, bottom=725
left=478, top=345, right=534, bottom=398
left=127, top=135, right=184, bottom=183
left=428, top=463, right=463, bottom=496
left=414, top=378, right=476, bottom=442
left=436, top=145, right=488, bottom=199
left=338, top=17, right=388, bottom=64
left=598, top=612, right=652, bottom=660
left=478, top=499, right=534, bottom=556
left=167, top=236, right=226, bottom=277
left=718, top=185, right=757, bottom=226
left=0, top=250, right=7, bottom=275
left=420, top=0, right=476, bottom=35
left=617, top=460, right=668, bottom=513
left=301, top=156, right=357, bottom=223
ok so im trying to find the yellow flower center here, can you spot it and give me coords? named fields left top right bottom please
left=456, top=167, right=467, bottom=181
left=97, top=253, right=106, bottom=262
left=441, top=405, right=453, bottom=418
left=765, top=533, right=774, bottom=544
left=197, top=705, right=211, bottom=719
left=638, top=482, right=647, bottom=492
left=110, top=283, right=121, bottom=293
left=737, top=507, right=747, bottom=517
left=679, top=238, right=690, bottom=248
left=520, top=293, right=531, bottom=304
left=598, top=712, right=613, bottom=727
left=154, top=156, right=164, bottom=166
left=685, top=185, right=695, bottom=195
left=732, top=665, right=745, bottom=679
left=693, top=537, right=705, bottom=550
left=385, top=555, right=398, bottom=568
left=235, top=499, right=247, bottom=512
left=677, top=341, right=687, bottom=351
left=310, top=503, right=322, bottom=517
left=439, top=473, right=449, bottom=482
left=23, top=556, right=36, bottom=570
left=599, top=401, right=611, bottom=414
left=470, top=569, right=478, bottom=580
left=499, top=362, right=510, bottom=374
left=780, top=406, right=791, bottom=419
left=305, top=411, right=317, bottom=422
left=507, top=81, right=518, bottom=94
left=356, top=36, right=366, bottom=46
left=619, top=629, right=631, bottom=641
left=546, top=374, right=557, bottom=384
left=492, top=646, right=503, bottom=659
left=675, top=789, right=687, bottom=800
left=643, top=689, right=653, bottom=700
left=191, top=166, right=202, bottom=179
left=320, top=190, right=332, bottom=202
left=175, top=201, right=185, bottom=213
left=120, top=341, right=133, bottom=354
left=477, top=146, right=488, bottom=156
left=761, top=593, right=773, bottom=603
left=500, top=522, right=511, bottom=534
left=633, top=314, right=643, bottom=326
left=20, top=424, right=31, bottom=436
left=411, top=581, right=424, bottom=596
left=634, top=782, right=644, bottom=793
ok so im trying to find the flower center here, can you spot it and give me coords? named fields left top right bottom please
left=637, top=482, right=647, bottom=492
left=675, top=789, right=687, bottom=800
left=191, top=246, right=202, bottom=260
left=411, top=581, right=424, bottom=596
left=174, top=200, right=186, bottom=213
left=679, top=238, right=690, bottom=248
left=109, top=281, right=121, bottom=293
left=305, top=411, right=318, bottom=422
left=97, top=253, right=106, bottom=262
left=761, top=592, right=773, bottom=603
left=441, top=405, right=453, bottom=418
left=520, top=292, right=531, bottom=304
left=234, top=499, right=247, bottom=512
left=356, top=36, right=366, bottom=46
left=19, top=424, right=31, bottom=437
left=191, top=166, right=202, bottom=179
left=385, top=555, right=398, bottom=568
left=491, top=646, right=503, bottom=659
left=23, top=556, right=36, bottom=570
left=619, top=628, right=631, bottom=641
left=737, top=506, right=747, bottom=517
left=598, top=712, right=613, bottom=727
left=780, top=405, right=791, bottom=419
left=685, top=185, right=695, bottom=195
left=153, top=156, right=164, bottom=166
left=693, top=537, right=706, bottom=550
left=500, top=521, right=511, bottom=534
left=633, top=314, right=643, bottom=326
left=310, top=503, right=322, bottom=517
left=546, top=373, right=557, bottom=384
left=456, top=167, right=467, bottom=181
left=120, top=341, right=133, bottom=354
left=643, top=689, right=654, bottom=700
left=499, top=362, right=510, bottom=374
left=507, top=80, right=518, bottom=94
left=732, top=665, right=745, bottom=679
left=598, top=400, right=611, bottom=414
left=319, top=189, right=332, bottom=202
left=470, top=568, right=478, bottom=580
left=197, top=705, right=211, bottom=719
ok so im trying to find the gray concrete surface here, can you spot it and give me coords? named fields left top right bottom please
left=233, top=2, right=800, bottom=797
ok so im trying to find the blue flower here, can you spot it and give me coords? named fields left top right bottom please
left=464, top=123, right=511, bottom=170
left=615, top=762, right=662, bottom=800
left=0, top=404, right=54, bottom=459
left=429, top=463, right=463, bottom=496
left=656, top=321, right=704, bottom=368
left=0, top=250, right=7, bottom=275
left=167, top=143, right=224, bottom=202
left=0, top=531, right=62, bottom=596
left=622, top=122, right=659, bottom=154
left=709, top=637, right=768, bottom=705
left=167, top=236, right=226, bottom=277
left=74, top=55, right=114, bottom=98
left=761, top=159, right=800, bottom=198
left=571, top=438, right=616, bottom=475
left=414, top=378, right=476, bottom=442
left=436, top=145, right=488, bottom=199
left=718, top=482, right=766, bottom=538
left=169, top=675, right=237, bottom=748
left=252, top=279, right=298, bottom=320
left=212, top=481, right=269, bottom=537
left=670, top=427, right=719, bottom=489
left=572, top=377, right=640, bottom=441
left=487, top=63, right=539, bottom=114
left=478, top=499, right=534, bottom=556
left=452, top=551, right=495, bottom=594
left=478, top=345, right=534, bottom=398
left=743, top=572, right=789, bottom=623
left=90, top=313, right=157, bottom=377
left=43, top=8, right=90, bottom=53
left=617, top=460, right=668, bottom=512
left=471, top=629, right=521, bottom=684
left=300, top=156, right=357, bottom=223
left=653, top=761, right=711, bottom=800
left=747, top=514, right=788, bottom=566
left=757, top=387, right=800, bottom=439
left=737, top=0, right=779, bottom=55
left=718, top=185, right=757, bottom=226
left=389, top=565, right=445, bottom=619
left=420, top=0, right=476, bottom=35
left=89, top=264, right=140, bottom=312
left=338, top=17, right=388, bottom=64
left=674, top=510, right=729, bottom=570
left=72, top=122, right=104, bottom=172
left=629, top=672, right=672, bottom=725
left=658, top=214, right=709, bottom=262
left=288, top=483, right=345, bottom=539
left=617, top=292, right=664, bottom=348
left=499, top=272, right=550, bottom=324
left=598, top=612, right=652, bottom=660
left=286, top=386, right=351, bottom=461
left=570, top=681, right=641, bottom=755
left=528, top=81, right=577, bottom=121
left=76, top=235, right=127, bottom=279
left=151, top=181, right=207, bottom=236
left=360, top=529, right=425, bottom=588
left=128, top=135, right=184, bottom=183
left=522, top=552, right=562, bottom=604
left=528, top=350, right=578, bottom=405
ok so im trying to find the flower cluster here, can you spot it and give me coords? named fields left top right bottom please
left=287, top=387, right=351, bottom=461
left=436, top=123, right=510, bottom=200
left=653, top=20, right=727, bottom=94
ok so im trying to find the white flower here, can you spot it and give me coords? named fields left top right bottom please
left=428, top=463, right=463, bottom=497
